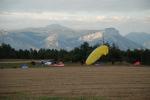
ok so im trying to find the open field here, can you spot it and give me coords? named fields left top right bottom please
left=0, top=66, right=150, bottom=100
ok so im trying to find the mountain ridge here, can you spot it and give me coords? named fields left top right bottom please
left=0, top=24, right=148, bottom=50
left=125, top=32, right=150, bottom=49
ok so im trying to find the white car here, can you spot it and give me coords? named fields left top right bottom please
left=44, top=61, right=52, bottom=65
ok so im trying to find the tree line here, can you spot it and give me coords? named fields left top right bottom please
left=0, top=42, right=150, bottom=65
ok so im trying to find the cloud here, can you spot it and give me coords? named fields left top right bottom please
left=0, top=11, right=133, bottom=22
left=0, top=0, right=149, bottom=13
left=0, top=0, right=149, bottom=35
left=144, top=16, right=150, bottom=23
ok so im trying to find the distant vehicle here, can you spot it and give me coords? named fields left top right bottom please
left=21, top=64, right=28, bottom=69
left=44, top=61, right=52, bottom=65
left=40, top=59, right=54, bottom=65
left=40, top=60, right=64, bottom=66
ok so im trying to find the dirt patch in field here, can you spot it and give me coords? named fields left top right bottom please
left=0, top=66, right=150, bottom=100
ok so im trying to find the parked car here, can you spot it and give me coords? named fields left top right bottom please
left=40, top=59, right=55, bottom=65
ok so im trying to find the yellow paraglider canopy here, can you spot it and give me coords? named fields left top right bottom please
left=86, top=45, right=109, bottom=65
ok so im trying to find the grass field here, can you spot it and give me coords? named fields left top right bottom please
left=0, top=65, right=150, bottom=100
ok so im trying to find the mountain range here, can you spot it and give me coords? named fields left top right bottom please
left=0, top=24, right=149, bottom=50
left=125, top=32, right=150, bottom=49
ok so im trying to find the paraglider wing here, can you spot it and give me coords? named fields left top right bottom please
left=85, top=45, right=109, bottom=65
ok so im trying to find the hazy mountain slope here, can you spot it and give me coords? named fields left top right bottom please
left=0, top=24, right=144, bottom=50
left=125, top=32, right=150, bottom=49
left=79, top=28, right=142, bottom=50
left=0, top=24, right=82, bottom=50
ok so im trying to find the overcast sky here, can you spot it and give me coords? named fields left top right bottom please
left=0, top=0, right=150, bottom=35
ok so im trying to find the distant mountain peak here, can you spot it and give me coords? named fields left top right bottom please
left=46, top=24, right=63, bottom=27
left=127, top=32, right=149, bottom=36
left=0, top=29, right=8, bottom=35
left=104, top=28, right=120, bottom=36
left=46, top=24, right=71, bottom=30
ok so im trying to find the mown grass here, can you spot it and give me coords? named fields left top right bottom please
left=0, top=91, right=106, bottom=100
left=0, top=95, right=106, bottom=100
left=0, top=62, right=45, bottom=69
left=0, top=63, right=20, bottom=69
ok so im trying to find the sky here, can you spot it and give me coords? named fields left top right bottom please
left=0, top=0, right=150, bottom=35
